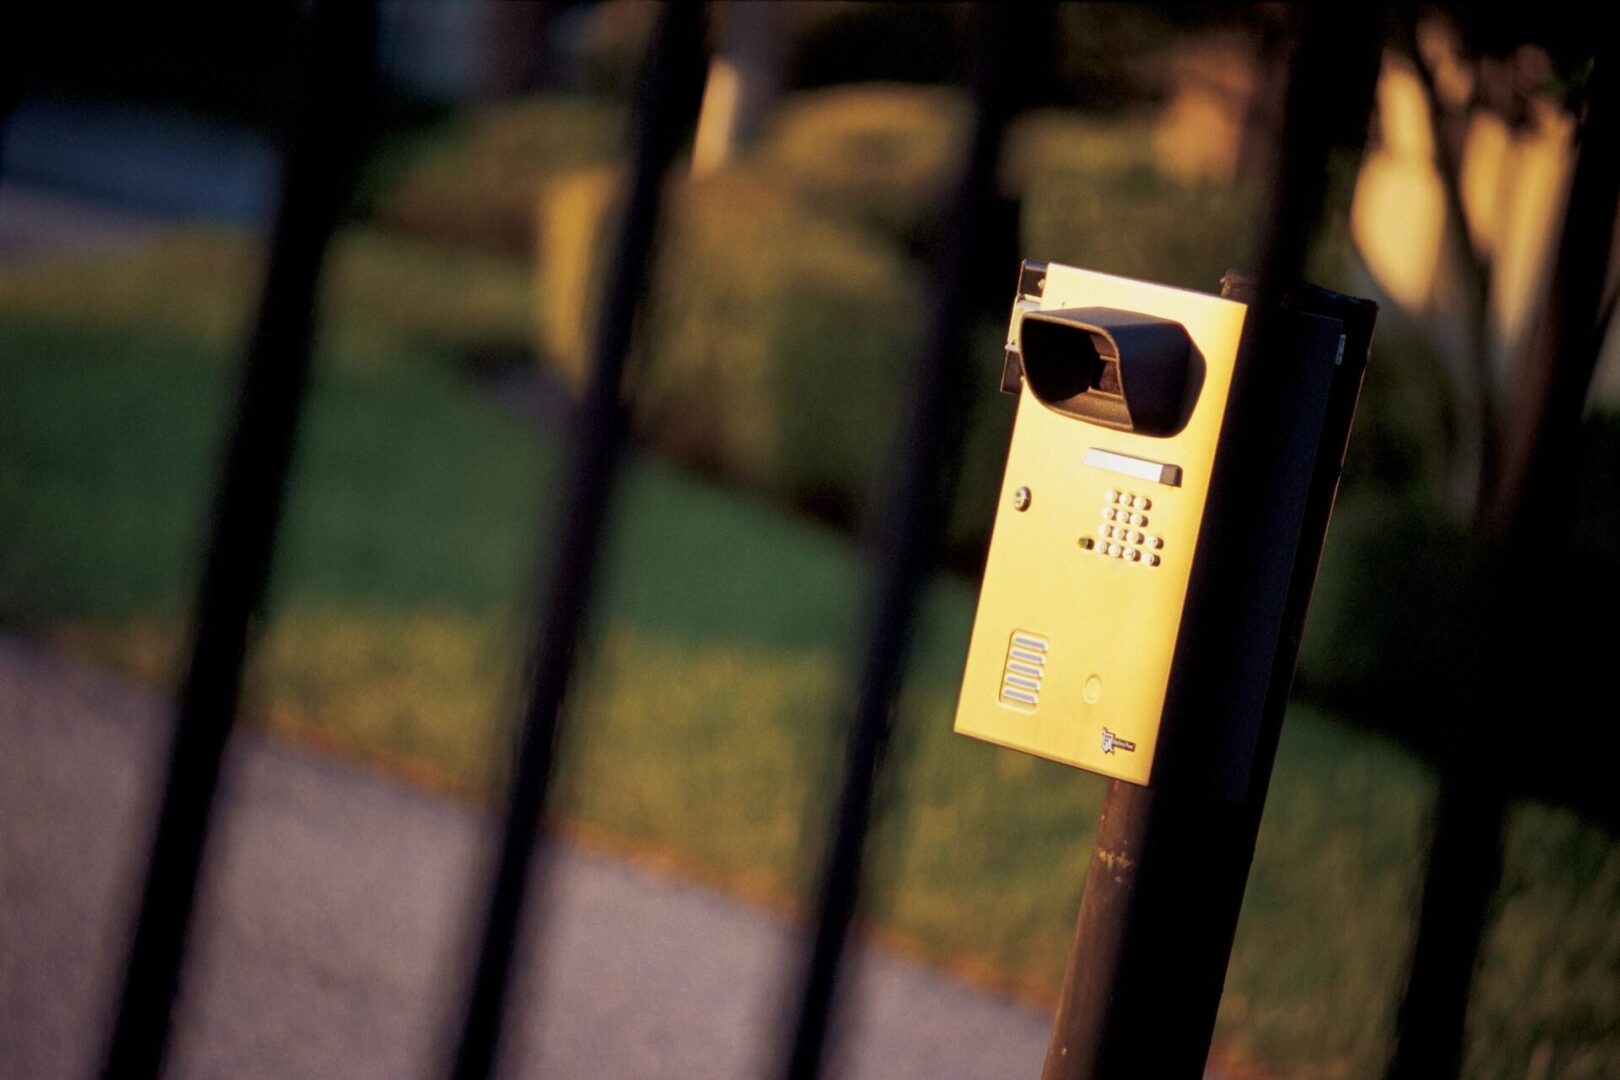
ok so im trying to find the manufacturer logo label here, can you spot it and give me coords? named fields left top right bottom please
left=1101, top=728, right=1136, bottom=755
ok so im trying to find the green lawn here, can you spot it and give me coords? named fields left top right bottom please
left=3, top=228, right=1618, bottom=1079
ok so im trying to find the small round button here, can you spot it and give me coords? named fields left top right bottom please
left=1128, top=530, right=1143, bottom=544
left=1134, top=495, right=1151, bottom=510
left=1147, top=535, right=1163, bottom=550
left=1124, top=548, right=1140, bottom=562
left=1106, top=543, right=1121, bottom=557
left=1145, top=553, right=1161, bottom=567
left=1077, top=537, right=1095, bottom=550
left=1105, top=489, right=1120, bottom=503
left=1101, top=507, right=1115, bottom=521
left=1013, top=486, right=1032, bottom=511
left=1083, top=675, right=1103, bottom=703
left=1097, top=523, right=1111, bottom=537
left=1132, top=513, right=1149, bottom=527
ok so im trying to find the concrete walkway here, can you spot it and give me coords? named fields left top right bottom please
left=0, top=635, right=1053, bottom=1078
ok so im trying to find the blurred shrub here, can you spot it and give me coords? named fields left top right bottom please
left=1294, top=318, right=1487, bottom=729
left=528, top=92, right=1269, bottom=548
left=779, top=4, right=1193, bottom=113
left=1012, top=109, right=1254, bottom=292
left=536, top=166, right=923, bottom=525
left=1297, top=488, right=1471, bottom=743
left=1300, top=403, right=1620, bottom=776
left=750, top=84, right=969, bottom=251
left=378, top=95, right=625, bottom=256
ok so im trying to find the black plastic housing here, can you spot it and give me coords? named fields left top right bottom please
left=1018, top=307, right=1193, bottom=437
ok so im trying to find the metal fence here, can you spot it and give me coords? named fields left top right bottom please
left=27, top=2, right=1602, bottom=1078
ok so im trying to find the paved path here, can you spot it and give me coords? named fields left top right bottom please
left=0, top=186, right=166, bottom=264
left=0, top=635, right=1052, bottom=1078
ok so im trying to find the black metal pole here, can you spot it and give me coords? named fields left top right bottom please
left=777, top=9, right=1013, bottom=1080
left=99, top=5, right=375, bottom=1078
left=1041, top=9, right=1385, bottom=1078
left=1387, top=38, right=1620, bottom=1080
left=443, top=6, right=707, bottom=1080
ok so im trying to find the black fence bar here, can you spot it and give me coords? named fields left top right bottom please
left=777, top=9, right=1013, bottom=1080
left=0, top=87, right=14, bottom=178
left=1040, top=9, right=1385, bottom=1079
left=99, top=5, right=375, bottom=1078
left=1388, top=40, right=1620, bottom=1080
left=443, top=6, right=708, bottom=1080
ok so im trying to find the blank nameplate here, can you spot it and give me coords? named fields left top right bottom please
left=1083, top=448, right=1183, bottom=487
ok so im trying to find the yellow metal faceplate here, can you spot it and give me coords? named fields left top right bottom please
left=954, top=266, right=1249, bottom=784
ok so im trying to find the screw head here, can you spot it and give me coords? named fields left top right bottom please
left=1012, top=485, right=1032, bottom=511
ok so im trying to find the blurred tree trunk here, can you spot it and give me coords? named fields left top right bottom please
left=1388, top=39, right=1619, bottom=1080
left=691, top=1, right=786, bottom=176
left=1403, top=19, right=1499, bottom=519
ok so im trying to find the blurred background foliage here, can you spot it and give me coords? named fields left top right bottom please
left=378, top=77, right=1259, bottom=552
left=4, top=3, right=1619, bottom=1077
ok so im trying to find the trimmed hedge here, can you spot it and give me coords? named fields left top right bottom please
left=379, top=95, right=626, bottom=256
left=749, top=84, right=968, bottom=249
left=536, top=166, right=924, bottom=523
left=373, top=90, right=1254, bottom=548
left=527, top=95, right=1255, bottom=546
left=1012, top=109, right=1253, bottom=292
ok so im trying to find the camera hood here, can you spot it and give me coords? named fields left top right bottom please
left=1018, top=307, right=1194, bottom=436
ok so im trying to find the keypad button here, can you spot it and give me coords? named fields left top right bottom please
left=1147, top=535, right=1163, bottom=550
left=1128, top=530, right=1143, bottom=544
left=1106, top=543, right=1121, bottom=557
left=1124, top=548, right=1140, bottom=562
left=1133, top=495, right=1151, bottom=510
left=1132, top=513, right=1149, bottom=527
left=1106, top=489, right=1120, bottom=503
left=1145, top=553, right=1161, bottom=567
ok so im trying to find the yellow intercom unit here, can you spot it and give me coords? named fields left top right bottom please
left=954, top=262, right=1253, bottom=785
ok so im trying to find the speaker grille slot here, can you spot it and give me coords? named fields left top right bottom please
left=999, top=631, right=1048, bottom=711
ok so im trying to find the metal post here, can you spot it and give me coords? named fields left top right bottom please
left=99, top=5, right=375, bottom=1078
left=442, top=6, right=708, bottom=1080
left=1041, top=10, right=1385, bottom=1078
left=778, top=8, right=1013, bottom=1079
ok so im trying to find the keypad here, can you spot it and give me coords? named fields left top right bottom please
left=1095, top=488, right=1164, bottom=566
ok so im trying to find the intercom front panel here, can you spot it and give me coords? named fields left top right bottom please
left=953, top=265, right=1248, bottom=784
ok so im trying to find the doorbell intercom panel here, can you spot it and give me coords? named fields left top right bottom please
left=954, top=263, right=1252, bottom=785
